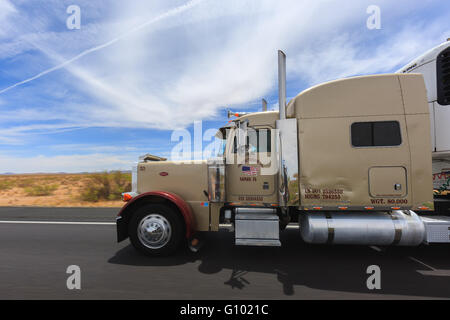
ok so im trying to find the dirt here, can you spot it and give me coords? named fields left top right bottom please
left=0, top=173, right=125, bottom=207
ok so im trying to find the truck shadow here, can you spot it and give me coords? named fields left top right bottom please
left=108, top=229, right=450, bottom=298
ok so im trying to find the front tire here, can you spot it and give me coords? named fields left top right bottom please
left=129, top=203, right=184, bottom=256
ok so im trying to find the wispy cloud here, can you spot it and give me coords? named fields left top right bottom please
left=0, top=0, right=205, bottom=94
left=290, top=18, right=450, bottom=86
left=0, top=153, right=135, bottom=173
left=0, top=0, right=449, bottom=172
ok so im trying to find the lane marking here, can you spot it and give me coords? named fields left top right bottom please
left=409, top=256, right=450, bottom=277
left=408, top=256, right=436, bottom=270
left=219, top=224, right=299, bottom=229
left=0, top=220, right=115, bottom=225
left=370, top=246, right=383, bottom=252
left=0, top=221, right=299, bottom=228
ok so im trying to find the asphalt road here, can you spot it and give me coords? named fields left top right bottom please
left=0, top=207, right=449, bottom=299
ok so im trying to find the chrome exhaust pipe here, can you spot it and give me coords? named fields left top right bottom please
left=262, top=98, right=267, bottom=112
left=278, top=50, right=286, bottom=120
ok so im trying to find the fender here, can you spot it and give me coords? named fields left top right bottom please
left=116, top=191, right=195, bottom=242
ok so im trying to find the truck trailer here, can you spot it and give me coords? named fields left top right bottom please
left=116, top=45, right=450, bottom=256
left=397, top=40, right=450, bottom=212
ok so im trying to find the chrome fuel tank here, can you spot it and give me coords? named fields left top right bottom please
left=299, top=211, right=425, bottom=246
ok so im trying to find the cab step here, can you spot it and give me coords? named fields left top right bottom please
left=234, top=208, right=281, bottom=247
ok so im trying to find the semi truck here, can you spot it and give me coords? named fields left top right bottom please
left=116, top=42, right=450, bottom=256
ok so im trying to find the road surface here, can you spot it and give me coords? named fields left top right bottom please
left=0, top=207, right=449, bottom=299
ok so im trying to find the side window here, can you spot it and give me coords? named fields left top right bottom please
left=437, top=46, right=450, bottom=106
left=232, top=129, right=272, bottom=153
left=257, top=129, right=271, bottom=153
left=351, top=121, right=401, bottom=147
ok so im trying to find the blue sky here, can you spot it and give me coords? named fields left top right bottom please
left=0, top=0, right=449, bottom=173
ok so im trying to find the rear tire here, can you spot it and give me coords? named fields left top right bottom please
left=128, top=203, right=184, bottom=256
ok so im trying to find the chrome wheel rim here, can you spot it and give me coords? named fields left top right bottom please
left=137, top=214, right=172, bottom=249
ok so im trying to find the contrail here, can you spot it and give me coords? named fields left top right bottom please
left=0, top=0, right=205, bottom=94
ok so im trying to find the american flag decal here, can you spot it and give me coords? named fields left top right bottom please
left=242, top=166, right=259, bottom=176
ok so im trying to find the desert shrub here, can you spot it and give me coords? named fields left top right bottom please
left=80, top=171, right=131, bottom=202
left=24, top=184, right=58, bottom=196
left=110, top=171, right=132, bottom=200
left=0, top=179, right=15, bottom=190
left=17, top=178, right=34, bottom=188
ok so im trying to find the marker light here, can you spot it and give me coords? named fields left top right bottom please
left=123, top=193, right=133, bottom=202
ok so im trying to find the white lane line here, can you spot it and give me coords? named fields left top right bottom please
left=408, top=256, right=450, bottom=277
left=408, top=256, right=436, bottom=270
left=0, top=220, right=115, bottom=225
left=370, top=246, right=383, bottom=252
left=219, top=224, right=299, bottom=229
left=0, top=221, right=299, bottom=227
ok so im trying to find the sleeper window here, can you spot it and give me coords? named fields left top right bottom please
left=351, top=121, right=401, bottom=147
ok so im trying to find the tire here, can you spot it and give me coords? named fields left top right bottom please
left=128, top=203, right=184, bottom=256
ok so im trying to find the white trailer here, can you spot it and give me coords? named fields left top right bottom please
left=397, top=40, right=450, bottom=197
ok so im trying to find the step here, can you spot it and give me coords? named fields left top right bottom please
left=421, top=216, right=450, bottom=243
left=235, top=238, right=281, bottom=247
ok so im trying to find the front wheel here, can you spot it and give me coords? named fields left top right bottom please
left=128, top=203, right=184, bottom=256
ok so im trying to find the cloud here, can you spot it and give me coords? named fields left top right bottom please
left=0, top=0, right=17, bottom=37
left=0, top=0, right=449, bottom=146
left=0, top=0, right=205, bottom=94
left=290, top=16, right=450, bottom=86
left=0, top=153, right=135, bottom=173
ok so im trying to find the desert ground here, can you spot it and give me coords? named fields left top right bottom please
left=0, top=172, right=130, bottom=207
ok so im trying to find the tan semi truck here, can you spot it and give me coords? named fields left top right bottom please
left=117, top=49, right=450, bottom=256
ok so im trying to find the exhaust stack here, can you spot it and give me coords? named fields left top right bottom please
left=262, top=99, right=267, bottom=112
left=278, top=50, right=286, bottom=120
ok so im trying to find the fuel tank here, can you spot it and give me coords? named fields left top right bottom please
left=299, top=210, right=425, bottom=246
